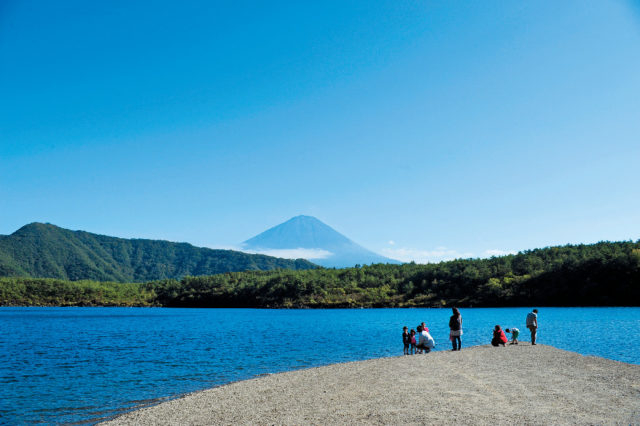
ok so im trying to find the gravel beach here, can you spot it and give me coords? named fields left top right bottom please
left=105, top=344, right=640, bottom=425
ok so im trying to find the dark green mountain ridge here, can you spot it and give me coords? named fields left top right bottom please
left=0, top=223, right=316, bottom=282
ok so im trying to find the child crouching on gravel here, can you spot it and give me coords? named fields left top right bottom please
left=505, top=327, right=519, bottom=345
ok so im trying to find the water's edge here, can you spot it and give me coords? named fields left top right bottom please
left=101, top=344, right=639, bottom=424
left=2, top=307, right=638, bottom=424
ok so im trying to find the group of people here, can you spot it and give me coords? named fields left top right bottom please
left=402, top=322, right=436, bottom=354
left=401, top=307, right=463, bottom=354
left=402, top=308, right=539, bottom=353
left=492, top=309, right=538, bottom=347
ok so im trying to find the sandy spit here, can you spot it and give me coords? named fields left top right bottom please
left=104, top=344, right=640, bottom=425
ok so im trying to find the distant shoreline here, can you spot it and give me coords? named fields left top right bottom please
left=104, top=344, right=640, bottom=425
left=3, top=304, right=640, bottom=308
left=2, top=240, right=639, bottom=308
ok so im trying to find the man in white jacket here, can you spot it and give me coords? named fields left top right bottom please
left=416, top=325, right=436, bottom=353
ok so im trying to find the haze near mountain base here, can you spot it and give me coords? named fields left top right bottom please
left=241, top=215, right=400, bottom=268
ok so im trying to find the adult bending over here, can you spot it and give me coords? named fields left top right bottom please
left=416, top=325, right=436, bottom=353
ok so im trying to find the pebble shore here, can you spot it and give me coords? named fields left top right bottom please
left=104, top=344, right=640, bottom=425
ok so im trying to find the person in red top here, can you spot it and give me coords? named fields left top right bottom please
left=491, top=325, right=508, bottom=347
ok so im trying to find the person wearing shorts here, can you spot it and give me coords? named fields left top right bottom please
left=505, top=327, right=520, bottom=344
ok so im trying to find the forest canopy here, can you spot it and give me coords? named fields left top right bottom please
left=1, top=241, right=639, bottom=307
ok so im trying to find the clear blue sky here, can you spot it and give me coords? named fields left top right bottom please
left=1, top=1, right=639, bottom=263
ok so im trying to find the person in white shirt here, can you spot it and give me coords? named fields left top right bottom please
left=416, top=325, right=436, bottom=353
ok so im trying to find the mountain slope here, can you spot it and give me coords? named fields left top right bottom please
left=242, top=215, right=400, bottom=268
left=0, top=223, right=316, bottom=282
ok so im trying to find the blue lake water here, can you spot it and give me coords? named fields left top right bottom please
left=1, top=307, right=638, bottom=424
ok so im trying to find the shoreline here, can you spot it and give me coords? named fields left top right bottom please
left=104, top=344, right=640, bottom=425
left=4, top=304, right=640, bottom=309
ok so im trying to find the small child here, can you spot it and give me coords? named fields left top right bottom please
left=410, top=329, right=417, bottom=355
left=505, top=327, right=520, bottom=345
left=402, top=326, right=410, bottom=355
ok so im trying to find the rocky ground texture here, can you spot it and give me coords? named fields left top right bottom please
left=105, top=344, right=640, bottom=425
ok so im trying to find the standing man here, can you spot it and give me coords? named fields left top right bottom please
left=526, top=309, right=538, bottom=345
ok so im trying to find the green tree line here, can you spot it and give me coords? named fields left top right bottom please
left=1, top=241, right=639, bottom=307
left=0, top=277, right=155, bottom=306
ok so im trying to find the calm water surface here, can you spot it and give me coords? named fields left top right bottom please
left=1, top=307, right=638, bottom=424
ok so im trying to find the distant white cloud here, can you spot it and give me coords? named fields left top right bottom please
left=241, top=248, right=333, bottom=260
left=204, top=244, right=333, bottom=260
left=381, top=245, right=519, bottom=263
left=381, top=246, right=474, bottom=264
left=211, top=242, right=514, bottom=263
left=484, top=249, right=517, bottom=257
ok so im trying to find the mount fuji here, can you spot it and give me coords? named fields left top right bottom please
left=241, top=215, right=401, bottom=268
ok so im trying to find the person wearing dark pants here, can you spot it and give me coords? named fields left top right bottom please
left=449, top=307, right=462, bottom=351
left=526, top=309, right=538, bottom=345
left=492, top=325, right=508, bottom=346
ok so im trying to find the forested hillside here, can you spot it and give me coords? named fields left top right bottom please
left=0, top=223, right=316, bottom=282
left=2, top=240, right=638, bottom=307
